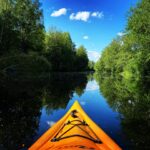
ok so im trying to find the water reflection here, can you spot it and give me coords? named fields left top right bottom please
left=0, top=73, right=88, bottom=150
left=42, top=73, right=88, bottom=111
left=95, top=75, right=150, bottom=150
left=0, top=73, right=149, bottom=150
left=0, top=77, right=42, bottom=150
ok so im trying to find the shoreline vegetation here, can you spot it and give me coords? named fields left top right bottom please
left=95, top=0, right=150, bottom=80
left=0, top=0, right=94, bottom=78
left=0, top=0, right=149, bottom=81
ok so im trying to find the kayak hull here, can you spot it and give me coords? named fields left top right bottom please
left=29, top=101, right=122, bottom=150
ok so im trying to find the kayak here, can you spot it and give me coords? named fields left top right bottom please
left=29, top=101, right=122, bottom=150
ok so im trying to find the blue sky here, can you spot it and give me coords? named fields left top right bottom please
left=41, top=0, right=139, bottom=61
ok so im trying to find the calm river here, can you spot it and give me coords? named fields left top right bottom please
left=0, top=73, right=149, bottom=150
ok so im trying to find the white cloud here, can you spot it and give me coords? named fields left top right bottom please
left=80, top=101, right=86, bottom=106
left=69, top=11, right=104, bottom=22
left=47, top=121, right=55, bottom=127
left=85, top=81, right=99, bottom=91
left=91, top=12, right=104, bottom=18
left=51, top=8, right=67, bottom=17
left=117, top=32, right=125, bottom=37
left=70, top=11, right=90, bottom=22
left=83, top=35, right=89, bottom=40
left=87, top=51, right=100, bottom=62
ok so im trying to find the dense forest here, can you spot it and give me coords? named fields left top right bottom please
left=95, top=0, right=150, bottom=79
left=0, top=0, right=92, bottom=77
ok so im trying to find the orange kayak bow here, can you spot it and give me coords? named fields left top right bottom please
left=29, top=101, right=122, bottom=150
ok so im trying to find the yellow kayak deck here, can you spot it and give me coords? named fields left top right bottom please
left=29, top=101, right=122, bottom=150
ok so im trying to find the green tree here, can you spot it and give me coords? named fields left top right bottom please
left=0, top=0, right=45, bottom=55
left=127, top=0, right=150, bottom=76
left=0, top=0, right=18, bottom=55
left=88, top=61, right=95, bottom=71
left=45, top=29, right=77, bottom=71
left=76, top=45, right=89, bottom=71
left=14, top=0, right=45, bottom=53
left=95, top=39, right=121, bottom=76
left=95, top=0, right=150, bottom=79
left=0, top=0, right=90, bottom=74
left=0, top=0, right=49, bottom=77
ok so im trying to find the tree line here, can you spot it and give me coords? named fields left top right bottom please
left=0, top=0, right=92, bottom=77
left=95, top=0, right=150, bottom=79
left=45, top=29, right=89, bottom=71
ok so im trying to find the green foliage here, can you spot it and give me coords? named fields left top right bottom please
left=127, top=0, right=150, bottom=48
left=95, top=1, right=150, bottom=146
left=13, top=0, right=45, bottom=53
left=127, top=0, right=150, bottom=77
left=45, top=30, right=89, bottom=71
left=45, top=29, right=75, bottom=71
left=0, top=0, right=13, bottom=12
left=95, top=0, right=150, bottom=78
left=75, top=45, right=89, bottom=71
left=95, top=39, right=121, bottom=76
left=0, top=0, right=89, bottom=74
left=0, top=0, right=48, bottom=76
left=88, top=61, right=95, bottom=71
left=0, top=54, right=51, bottom=77
left=0, top=0, right=45, bottom=54
left=0, top=11, right=17, bottom=55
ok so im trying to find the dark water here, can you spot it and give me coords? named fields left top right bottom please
left=0, top=73, right=149, bottom=150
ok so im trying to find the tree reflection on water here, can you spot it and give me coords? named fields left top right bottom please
left=1, top=72, right=149, bottom=150
left=0, top=73, right=88, bottom=150
left=95, top=74, right=150, bottom=150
